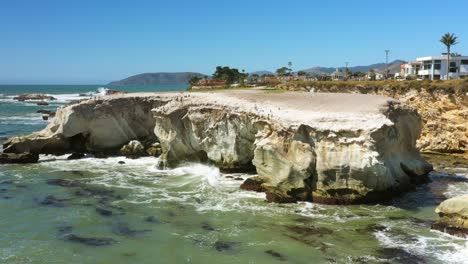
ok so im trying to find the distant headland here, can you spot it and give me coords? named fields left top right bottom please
left=108, top=72, right=205, bottom=86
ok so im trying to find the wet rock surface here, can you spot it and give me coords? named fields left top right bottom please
left=67, top=153, right=85, bottom=160
left=13, top=93, right=56, bottom=101
left=0, top=152, right=39, bottom=164
left=119, top=140, right=147, bottom=158
left=432, top=194, right=468, bottom=238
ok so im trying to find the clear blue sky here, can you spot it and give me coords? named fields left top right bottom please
left=1, top=0, right=467, bottom=84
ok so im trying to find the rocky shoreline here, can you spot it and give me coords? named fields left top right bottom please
left=2, top=90, right=433, bottom=205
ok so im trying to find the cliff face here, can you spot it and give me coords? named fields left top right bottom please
left=3, top=91, right=433, bottom=204
left=3, top=97, right=165, bottom=154
left=278, top=82, right=468, bottom=157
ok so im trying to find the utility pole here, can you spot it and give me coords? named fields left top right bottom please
left=345, top=62, right=349, bottom=79
left=384, top=50, right=390, bottom=79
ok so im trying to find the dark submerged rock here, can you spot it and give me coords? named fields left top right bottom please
left=201, top=222, right=215, bottom=231
left=355, top=223, right=387, bottom=234
left=65, top=234, right=116, bottom=246
left=36, top=101, right=49, bottom=106
left=39, top=195, right=69, bottom=207
left=0, top=152, right=39, bottom=164
left=36, top=109, right=56, bottom=116
left=67, top=153, right=85, bottom=160
left=56, top=225, right=73, bottom=236
left=13, top=93, right=56, bottom=101
left=95, top=207, right=113, bottom=217
left=144, top=216, right=159, bottom=224
left=118, top=161, right=126, bottom=164
left=112, top=223, right=151, bottom=237
left=0, top=180, right=13, bottom=185
left=81, top=186, right=116, bottom=197
left=377, top=247, right=425, bottom=263
left=46, top=179, right=81, bottom=187
left=265, top=250, right=287, bottom=261
left=431, top=221, right=468, bottom=238
left=240, top=177, right=266, bottom=192
left=213, top=240, right=240, bottom=252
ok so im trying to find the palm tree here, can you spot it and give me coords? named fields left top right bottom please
left=440, top=33, right=458, bottom=80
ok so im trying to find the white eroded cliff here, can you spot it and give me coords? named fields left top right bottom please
left=3, top=90, right=433, bottom=203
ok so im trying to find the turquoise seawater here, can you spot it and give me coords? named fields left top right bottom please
left=0, top=85, right=467, bottom=264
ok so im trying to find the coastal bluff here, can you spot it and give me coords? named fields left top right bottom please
left=3, top=90, right=433, bottom=204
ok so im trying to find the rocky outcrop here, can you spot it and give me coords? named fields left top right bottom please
left=13, top=94, right=56, bottom=101
left=151, top=91, right=432, bottom=203
left=119, top=140, right=146, bottom=158
left=2, top=91, right=432, bottom=204
left=432, top=194, right=468, bottom=238
left=0, top=152, right=39, bottom=164
left=3, top=96, right=165, bottom=155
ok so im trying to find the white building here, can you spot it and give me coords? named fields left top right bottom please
left=400, top=61, right=422, bottom=77
left=416, top=54, right=468, bottom=80
left=365, top=72, right=384, bottom=81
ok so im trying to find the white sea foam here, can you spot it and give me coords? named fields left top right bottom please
left=96, top=87, right=109, bottom=96
left=36, top=155, right=277, bottom=214
left=2, top=88, right=109, bottom=106
left=374, top=221, right=468, bottom=263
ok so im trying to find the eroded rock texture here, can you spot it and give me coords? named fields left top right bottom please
left=3, top=91, right=432, bottom=204
left=432, top=194, right=468, bottom=238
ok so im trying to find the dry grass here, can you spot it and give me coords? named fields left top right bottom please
left=276, top=79, right=468, bottom=95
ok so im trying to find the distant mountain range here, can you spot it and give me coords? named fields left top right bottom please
left=108, top=72, right=205, bottom=86
left=109, top=61, right=407, bottom=85
left=301, top=60, right=406, bottom=75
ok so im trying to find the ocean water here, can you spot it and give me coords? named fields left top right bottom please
left=0, top=85, right=467, bottom=264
